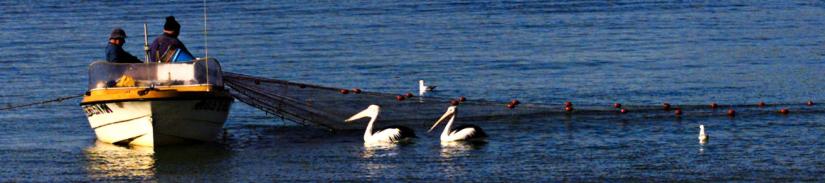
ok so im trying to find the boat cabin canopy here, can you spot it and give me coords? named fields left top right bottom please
left=88, top=58, right=223, bottom=90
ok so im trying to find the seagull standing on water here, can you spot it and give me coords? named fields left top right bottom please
left=698, top=125, right=708, bottom=145
left=419, top=80, right=436, bottom=96
left=345, top=105, right=416, bottom=145
left=429, top=106, right=487, bottom=142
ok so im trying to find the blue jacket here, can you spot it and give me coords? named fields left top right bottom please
left=105, top=43, right=141, bottom=63
left=148, top=33, right=192, bottom=63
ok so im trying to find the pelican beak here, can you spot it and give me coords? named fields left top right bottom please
left=345, top=105, right=378, bottom=123
left=345, top=110, right=368, bottom=123
left=428, top=109, right=454, bottom=133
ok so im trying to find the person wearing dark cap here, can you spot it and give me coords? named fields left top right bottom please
left=105, top=28, right=142, bottom=63
left=148, top=16, right=194, bottom=63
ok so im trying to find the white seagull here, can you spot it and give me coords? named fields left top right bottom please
left=345, top=105, right=416, bottom=145
left=419, top=80, right=436, bottom=96
left=428, top=106, right=487, bottom=142
left=698, top=125, right=708, bottom=144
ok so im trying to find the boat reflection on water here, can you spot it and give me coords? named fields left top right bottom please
left=83, top=141, right=233, bottom=181
left=84, top=141, right=156, bottom=181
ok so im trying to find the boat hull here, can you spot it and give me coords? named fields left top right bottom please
left=82, top=98, right=232, bottom=146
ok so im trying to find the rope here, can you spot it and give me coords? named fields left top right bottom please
left=203, top=0, right=210, bottom=90
left=0, top=94, right=84, bottom=111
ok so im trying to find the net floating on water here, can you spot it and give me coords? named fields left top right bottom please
left=223, top=72, right=561, bottom=131
left=222, top=72, right=825, bottom=131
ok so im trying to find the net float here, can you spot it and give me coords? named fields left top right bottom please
left=450, top=100, right=460, bottom=106
left=352, top=88, right=362, bottom=94
left=710, top=102, right=718, bottom=109
left=663, top=103, right=671, bottom=111
left=807, top=100, right=814, bottom=106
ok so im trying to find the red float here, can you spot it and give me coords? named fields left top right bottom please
left=565, top=101, right=573, bottom=107
left=565, top=106, right=574, bottom=112
left=459, top=96, right=467, bottom=102
left=339, top=89, right=349, bottom=94
left=620, top=108, right=628, bottom=114
left=807, top=100, right=815, bottom=106
left=758, top=101, right=766, bottom=107
left=613, top=103, right=622, bottom=108
left=663, top=103, right=671, bottom=111
left=405, top=92, right=414, bottom=98
left=396, top=95, right=405, bottom=101
left=510, top=99, right=520, bottom=105
left=710, top=102, right=718, bottom=109
left=674, top=108, right=683, bottom=116
left=352, top=88, right=362, bottom=94
left=778, top=108, right=789, bottom=114
left=506, top=103, right=515, bottom=109
left=727, top=109, right=736, bottom=117
left=450, top=100, right=460, bottom=106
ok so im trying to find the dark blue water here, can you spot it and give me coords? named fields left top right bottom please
left=2, top=1, right=825, bottom=181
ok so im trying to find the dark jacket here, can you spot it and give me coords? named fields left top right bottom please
left=148, top=33, right=192, bottom=63
left=105, top=43, right=142, bottom=63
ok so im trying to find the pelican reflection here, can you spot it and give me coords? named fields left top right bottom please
left=439, top=141, right=486, bottom=158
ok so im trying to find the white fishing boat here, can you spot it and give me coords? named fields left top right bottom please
left=80, top=59, right=232, bottom=146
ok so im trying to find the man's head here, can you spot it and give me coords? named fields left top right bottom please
left=163, top=16, right=180, bottom=37
left=109, top=28, right=127, bottom=45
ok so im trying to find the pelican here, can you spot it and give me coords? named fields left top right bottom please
left=429, top=106, right=487, bottom=142
left=698, top=125, right=708, bottom=144
left=419, top=80, right=436, bottom=96
left=345, top=105, right=416, bottom=144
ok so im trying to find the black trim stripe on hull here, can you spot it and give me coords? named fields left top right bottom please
left=92, top=115, right=150, bottom=129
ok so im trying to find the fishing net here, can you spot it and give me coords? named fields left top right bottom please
left=223, top=72, right=824, bottom=131
left=223, top=72, right=567, bottom=131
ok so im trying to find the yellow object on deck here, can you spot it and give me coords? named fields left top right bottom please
left=115, top=75, right=135, bottom=87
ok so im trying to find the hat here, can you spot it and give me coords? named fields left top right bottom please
left=109, top=28, right=127, bottom=39
left=163, top=16, right=180, bottom=31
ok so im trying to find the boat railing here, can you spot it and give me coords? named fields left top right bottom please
left=87, top=58, right=223, bottom=90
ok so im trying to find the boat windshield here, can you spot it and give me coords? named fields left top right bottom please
left=87, top=59, right=224, bottom=90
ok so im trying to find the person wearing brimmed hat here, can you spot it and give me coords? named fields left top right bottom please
left=105, top=28, right=141, bottom=63
left=148, top=16, right=194, bottom=63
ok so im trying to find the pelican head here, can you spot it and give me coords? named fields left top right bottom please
left=345, top=105, right=380, bottom=123
left=429, top=106, right=457, bottom=132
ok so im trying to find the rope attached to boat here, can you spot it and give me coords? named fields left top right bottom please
left=0, top=94, right=84, bottom=111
